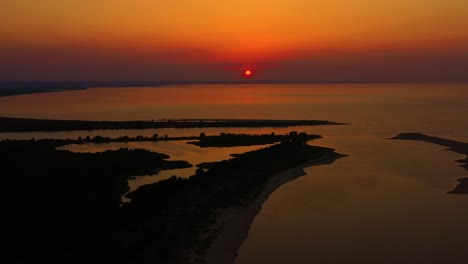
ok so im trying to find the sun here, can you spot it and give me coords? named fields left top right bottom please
left=244, top=69, right=252, bottom=77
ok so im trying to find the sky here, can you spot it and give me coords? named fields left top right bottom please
left=1, top=0, right=468, bottom=82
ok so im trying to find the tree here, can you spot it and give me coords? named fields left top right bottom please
left=199, top=132, right=206, bottom=143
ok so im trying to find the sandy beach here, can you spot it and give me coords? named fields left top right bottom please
left=204, top=152, right=343, bottom=264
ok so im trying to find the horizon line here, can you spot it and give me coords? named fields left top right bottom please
left=1, top=80, right=468, bottom=86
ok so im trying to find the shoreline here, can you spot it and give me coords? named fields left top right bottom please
left=0, top=117, right=344, bottom=132
left=391, top=133, right=468, bottom=193
left=390, top=133, right=468, bottom=170
left=203, top=152, right=344, bottom=264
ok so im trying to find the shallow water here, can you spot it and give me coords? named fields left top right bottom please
left=59, top=141, right=270, bottom=196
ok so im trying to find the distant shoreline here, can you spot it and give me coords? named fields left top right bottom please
left=0, top=117, right=344, bottom=132
left=2, top=81, right=466, bottom=97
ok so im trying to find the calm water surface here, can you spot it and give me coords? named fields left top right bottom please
left=59, top=141, right=269, bottom=198
left=1, top=83, right=468, bottom=262
left=1, top=83, right=467, bottom=140
left=236, top=135, right=468, bottom=264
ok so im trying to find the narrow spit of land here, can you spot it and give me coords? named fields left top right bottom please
left=121, top=136, right=343, bottom=264
left=0, top=117, right=344, bottom=132
left=391, top=133, right=468, bottom=194
left=203, top=151, right=344, bottom=264
left=189, top=132, right=321, bottom=147
left=0, top=81, right=179, bottom=97
left=2, top=131, right=321, bottom=148
left=1, top=132, right=341, bottom=264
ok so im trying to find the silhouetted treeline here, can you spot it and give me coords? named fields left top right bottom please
left=2, top=134, right=339, bottom=264
left=0, top=134, right=197, bottom=148
left=0, top=117, right=340, bottom=132
left=1, top=139, right=191, bottom=264
left=117, top=140, right=339, bottom=263
left=191, top=131, right=321, bottom=147
left=0, top=131, right=320, bottom=149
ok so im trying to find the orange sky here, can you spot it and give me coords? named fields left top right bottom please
left=1, top=0, right=468, bottom=81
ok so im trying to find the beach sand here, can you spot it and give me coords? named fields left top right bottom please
left=204, top=153, right=343, bottom=264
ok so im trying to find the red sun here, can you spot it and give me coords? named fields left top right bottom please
left=244, top=70, right=252, bottom=77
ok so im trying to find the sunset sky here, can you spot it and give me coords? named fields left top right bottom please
left=1, top=0, right=468, bottom=82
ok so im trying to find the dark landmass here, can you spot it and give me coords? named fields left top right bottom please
left=1, top=137, right=192, bottom=264
left=0, top=80, right=421, bottom=97
left=189, top=131, right=321, bottom=148
left=0, top=81, right=168, bottom=97
left=195, top=132, right=321, bottom=169
left=391, top=133, right=468, bottom=194
left=120, top=139, right=341, bottom=263
left=0, top=117, right=343, bottom=132
left=449, top=178, right=468, bottom=194
left=2, top=131, right=319, bottom=149
left=204, top=149, right=345, bottom=264
left=2, top=133, right=339, bottom=264
left=9, top=134, right=198, bottom=148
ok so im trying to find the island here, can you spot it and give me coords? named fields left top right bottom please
left=391, top=133, right=468, bottom=194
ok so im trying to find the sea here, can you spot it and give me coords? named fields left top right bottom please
left=1, top=83, right=468, bottom=263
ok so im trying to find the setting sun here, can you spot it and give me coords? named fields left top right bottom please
left=244, top=70, right=252, bottom=77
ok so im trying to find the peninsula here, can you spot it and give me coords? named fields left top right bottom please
left=0, top=117, right=343, bottom=132
left=2, top=132, right=342, bottom=263
left=121, top=137, right=343, bottom=263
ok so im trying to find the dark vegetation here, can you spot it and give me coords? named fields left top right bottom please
left=1, top=138, right=191, bottom=264
left=0, top=117, right=341, bottom=132
left=191, top=131, right=321, bottom=147
left=391, top=133, right=468, bottom=194
left=119, top=139, right=338, bottom=263
left=1, top=132, right=337, bottom=264
left=2, top=134, right=197, bottom=147
left=0, top=131, right=319, bottom=149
